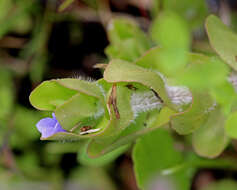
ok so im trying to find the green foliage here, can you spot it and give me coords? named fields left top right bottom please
left=105, top=18, right=151, bottom=61
left=192, top=107, right=229, bottom=158
left=58, top=0, right=75, bottom=12
left=132, top=129, right=192, bottom=190
left=163, top=0, right=208, bottom=30
left=0, top=0, right=33, bottom=38
left=206, top=15, right=237, bottom=71
left=150, top=11, right=190, bottom=75
left=29, top=80, right=77, bottom=111
left=210, top=81, right=237, bottom=114
left=104, top=59, right=175, bottom=110
left=78, top=142, right=129, bottom=167
left=29, top=12, right=237, bottom=162
left=23, top=2, right=237, bottom=189
left=177, top=53, right=229, bottom=89
left=151, top=11, right=190, bottom=48
left=55, top=93, right=99, bottom=130
left=171, top=92, right=215, bottom=135
left=87, top=85, right=134, bottom=157
left=88, top=107, right=174, bottom=158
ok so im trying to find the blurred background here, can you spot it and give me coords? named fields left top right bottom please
left=1, top=0, right=237, bottom=189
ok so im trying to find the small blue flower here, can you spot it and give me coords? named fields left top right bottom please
left=36, top=113, right=66, bottom=138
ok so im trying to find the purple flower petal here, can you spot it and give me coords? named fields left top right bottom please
left=52, top=113, right=57, bottom=119
left=36, top=113, right=66, bottom=138
left=36, top=118, right=57, bottom=133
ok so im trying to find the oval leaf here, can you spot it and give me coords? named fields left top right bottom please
left=132, top=128, right=191, bottom=190
left=206, top=15, right=237, bottom=71
left=104, top=59, right=176, bottom=110
left=55, top=93, right=101, bottom=130
left=29, top=80, right=77, bottom=111
left=192, top=107, right=229, bottom=158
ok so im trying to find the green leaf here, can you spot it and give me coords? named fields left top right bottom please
left=55, top=93, right=100, bottom=130
left=87, top=107, right=174, bottom=157
left=58, top=0, right=75, bottom=11
left=29, top=80, right=77, bottom=111
left=171, top=92, right=215, bottom=134
left=46, top=141, right=86, bottom=154
left=106, top=18, right=151, bottom=61
left=56, top=78, right=104, bottom=100
left=201, top=180, right=237, bottom=190
left=132, top=129, right=191, bottom=190
left=134, top=47, right=168, bottom=73
left=86, top=112, right=148, bottom=158
left=87, top=85, right=134, bottom=157
left=163, top=0, right=208, bottom=30
left=206, top=15, right=237, bottom=71
left=210, top=81, right=237, bottom=114
left=150, top=11, right=190, bottom=75
left=133, top=46, right=182, bottom=76
left=151, top=11, right=190, bottom=50
left=78, top=142, right=130, bottom=167
left=56, top=78, right=109, bottom=117
left=41, top=131, right=91, bottom=141
left=225, top=111, right=237, bottom=138
left=134, top=49, right=227, bottom=89
left=30, top=79, right=115, bottom=141
left=106, top=39, right=147, bottom=62
left=107, top=18, right=150, bottom=47
left=192, top=107, right=229, bottom=158
left=44, top=85, right=133, bottom=143
left=104, top=59, right=176, bottom=110
left=177, top=53, right=229, bottom=89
